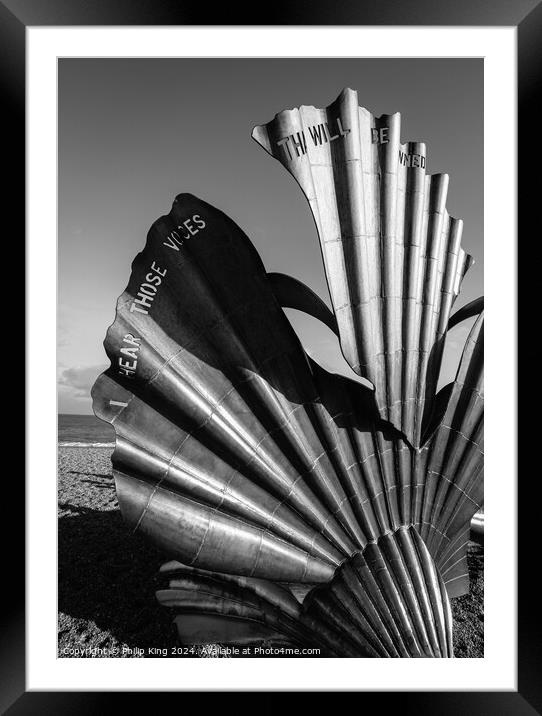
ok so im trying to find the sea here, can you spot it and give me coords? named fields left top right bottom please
left=58, top=414, right=115, bottom=447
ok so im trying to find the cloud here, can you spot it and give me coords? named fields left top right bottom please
left=58, top=364, right=108, bottom=399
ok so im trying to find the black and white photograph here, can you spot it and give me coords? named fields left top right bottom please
left=57, top=57, right=485, bottom=660
left=3, top=0, right=533, bottom=702
left=8, top=3, right=530, bottom=702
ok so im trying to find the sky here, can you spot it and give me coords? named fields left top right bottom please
left=58, top=58, right=483, bottom=414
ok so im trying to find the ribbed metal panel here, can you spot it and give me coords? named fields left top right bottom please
left=252, top=88, right=473, bottom=449
left=157, top=527, right=454, bottom=657
left=156, top=563, right=323, bottom=652
left=303, top=526, right=454, bottom=657
left=92, top=193, right=482, bottom=602
left=308, top=310, right=483, bottom=599
left=419, top=313, right=484, bottom=596
left=92, top=194, right=367, bottom=583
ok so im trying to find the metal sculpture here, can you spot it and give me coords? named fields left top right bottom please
left=157, top=525, right=454, bottom=657
left=92, top=91, right=483, bottom=657
left=253, top=88, right=473, bottom=449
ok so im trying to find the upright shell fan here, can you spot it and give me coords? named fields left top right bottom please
left=92, top=193, right=483, bottom=656
left=419, top=312, right=483, bottom=596
left=252, top=88, right=473, bottom=449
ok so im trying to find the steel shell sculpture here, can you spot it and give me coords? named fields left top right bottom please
left=252, top=88, right=473, bottom=449
left=157, top=525, right=453, bottom=657
left=92, top=91, right=483, bottom=657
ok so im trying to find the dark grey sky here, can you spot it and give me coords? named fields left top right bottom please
left=58, top=58, right=483, bottom=414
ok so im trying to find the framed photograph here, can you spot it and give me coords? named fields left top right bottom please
left=11, top=0, right=535, bottom=709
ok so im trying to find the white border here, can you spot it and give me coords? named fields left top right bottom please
left=28, top=26, right=517, bottom=691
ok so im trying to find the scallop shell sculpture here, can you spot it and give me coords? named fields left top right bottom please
left=252, top=88, right=473, bottom=449
left=157, top=526, right=453, bottom=657
left=92, top=193, right=483, bottom=656
left=417, top=312, right=483, bottom=596
left=310, top=311, right=484, bottom=600
left=156, top=562, right=315, bottom=651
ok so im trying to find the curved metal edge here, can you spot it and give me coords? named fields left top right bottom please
left=267, top=272, right=339, bottom=337
left=448, top=296, right=484, bottom=330
left=470, top=511, right=484, bottom=545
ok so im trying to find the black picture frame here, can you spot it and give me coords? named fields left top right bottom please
left=11, top=0, right=536, bottom=711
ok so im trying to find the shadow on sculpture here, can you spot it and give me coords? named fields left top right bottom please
left=90, top=89, right=484, bottom=657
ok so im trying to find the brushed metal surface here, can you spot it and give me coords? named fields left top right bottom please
left=92, top=193, right=482, bottom=602
left=158, top=526, right=453, bottom=657
left=302, top=526, right=454, bottom=657
left=90, top=85, right=485, bottom=659
left=253, top=88, right=473, bottom=449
